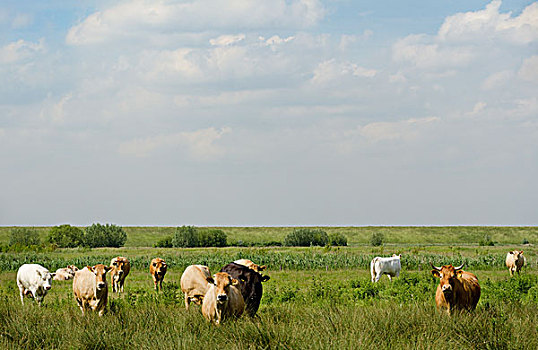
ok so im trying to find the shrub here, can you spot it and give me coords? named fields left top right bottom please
left=328, top=233, right=348, bottom=246
left=370, top=232, right=384, bottom=246
left=284, top=228, right=328, bottom=247
left=154, top=236, right=173, bottom=248
left=47, top=224, right=84, bottom=248
left=172, top=226, right=227, bottom=247
left=83, top=223, right=127, bottom=248
left=522, top=238, right=530, bottom=245
left=479, top=234, right=495, bottom=246
left=9, top=227, right=41, bottom=247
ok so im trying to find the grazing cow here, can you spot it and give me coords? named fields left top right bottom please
left=16, top=264, right=55, bottom=306
left=202, top=272, right=245, bottom=325
left=180, top=265, right=211, bottom=310
left=110, top=257, right=130, bottom=293
left=370, top=254, right=401, bottom=283
left=220, top=262, right=270, bottom=317
left=431, top=263, right=481, bottom=315
left=73, top=265, right=111, bottom=316
left=234, top=259, right=266, bottom=273
left=506, top=251, right=525, bottom=277
left=53, top=265, right=79, bottom=281
left=149, top=258, right=168, bottom=291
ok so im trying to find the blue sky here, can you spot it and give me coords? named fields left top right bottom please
left=1, top=1, right=537, bottom=226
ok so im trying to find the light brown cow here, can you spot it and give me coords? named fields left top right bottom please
left=149, top=258, right=167, bottom=291
left=180, top=265, right=211, bottom=310
left=202, top=272, right=245, bottom=325
left=53, top=265, right=79, bottom=281
left=431, top=263, right=481, bottom=315
left=110, top=257, right=130, bottom=293
left=234, top=259, right=266, bottom=273
left=73, top=265, right=111, bottom=316
left=506, top=251, right=525, bottom=277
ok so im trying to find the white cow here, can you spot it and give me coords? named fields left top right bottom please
left=16, top=264, right=56, bottom=305
left=370, top=254, right=401, bottom=283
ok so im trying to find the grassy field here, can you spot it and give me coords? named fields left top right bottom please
left=0, top=227, right=537, bottom=349
left=1, top=226, right=537, bottom=247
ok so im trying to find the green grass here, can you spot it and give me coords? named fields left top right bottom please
left=1, top=226, right=537, bottom=247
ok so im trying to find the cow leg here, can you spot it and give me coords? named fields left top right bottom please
left=388, top=274, right=393, bottom=282
left=374, top=273, right=382, bottom=283
left=18, top=286, right=25, bottom=305
left=159, top=280, right=163, bottom=291
left=185, top=294, right=190, bottom=310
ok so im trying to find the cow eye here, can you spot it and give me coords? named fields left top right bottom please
left=153, top=263, right=157, bottom=267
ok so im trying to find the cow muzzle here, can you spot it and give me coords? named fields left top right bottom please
left=97, top=282, right=106, bottom=290
left=45, top=285, right=51, bottom=291
left=441, top=284, right=452, bottom=294
left=217, top=294, right=228, bottom=303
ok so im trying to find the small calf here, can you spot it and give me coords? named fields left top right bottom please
left=150, top=258, right=168, bottom=291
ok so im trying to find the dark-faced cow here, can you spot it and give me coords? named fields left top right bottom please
left=180, top=265, right=211, bottom=310
left=149, top=258, right=168, bottom=291
left=73, top=265, right=111, bottom=316
left=220, top=262, right=270, bottom=317
left=16, top=264, right=55, bottom=306
left=370, top=254, right=401, bottom=283
left=110, top=257, right=130, bottom=293
left=506, top=251, right=525, bottom=277
left=202, top=272, right=245, bottom=325
left=431, top=263, right=481, bottom=315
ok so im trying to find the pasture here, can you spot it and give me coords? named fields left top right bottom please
left=0, top=227, right=537, bottom=349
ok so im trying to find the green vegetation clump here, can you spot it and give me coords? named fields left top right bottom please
left=171, top=226, right=227, bottom=248
left=83, top=223, right=127, bottom=248
left=9, top=227, right=41, bottom=247
left=284, top=228, right=328, bottom=247
left=479, top=234, right=495, bottom=246
left=47, top=224, right=84, bottom=248
left=328, top=232, right=348, bottom=246
left=370, top=232, right=384, bottom=246
left=154, top=236, right=173, bottom=248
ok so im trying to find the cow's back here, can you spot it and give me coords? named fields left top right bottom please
left=459, top=271, right=480, bottom=309
left=181, top=265, right=211, bottom=296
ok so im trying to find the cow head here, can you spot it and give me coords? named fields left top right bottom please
left=67, top=265, right=79, bottom=272
left=509, top=251, right=524, bottom=259
left=90, top=264, right=112, bottom=291
left=111, top=257, right=128, bottom=278
left=152, top=258, right=167, bottom=276
left=431, top=263, right=464, bottom=298
left=37, top=270, right=55, bottom=291
left=206, top=272, right=238, bottom=304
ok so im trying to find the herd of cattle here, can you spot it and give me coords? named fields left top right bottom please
left=15, top=250, right=526, bottom=322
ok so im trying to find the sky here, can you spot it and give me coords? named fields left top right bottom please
left=1, top=0, right=537, bottom=226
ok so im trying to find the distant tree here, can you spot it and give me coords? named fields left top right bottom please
left=370, top=232, right=384, bottom=247
left=172, top=226, right=228, bottom=247
left=284, top=228, right=329, bottom=247
left=47, top=224, right=84, bottom=248
left=9, top=227, right=41, bottom=247
left=83, top=223, right=127, bottom=248
left=329, top=232, right=348, bottom=246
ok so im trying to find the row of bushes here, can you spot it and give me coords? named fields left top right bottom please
left=6, top=224, right=127, bottom=250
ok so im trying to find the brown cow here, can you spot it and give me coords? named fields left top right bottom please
left=506, top=251, right=525, bottom=277
left=150, top=258, right=167, bottom=291
left=73, top=265, right=111, bottom=316
left=110, top=257, right=130, bottom=293
left=202, top=272, right=245, bottom=325
left=431, top=263, right=480, bottom=315
left=180, top=265, right=211, bottom=310
left=53, top=265, right=79, bottom=281
left=234, top=259, right=266, bottom=273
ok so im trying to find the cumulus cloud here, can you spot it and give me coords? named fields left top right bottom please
left=311, top=59, right=376, bottom=84
left=118, top=127, right=232, bottom=159
left=518, top=56, right=538, bottom=81
left=481, top=70, right=513, bottom=90
left=359, top=117, right=440, bottom=142
left=66, top=0, right=324, bottom=46
left=0, top=39, right=44, bottom=64
left=210, top=34, right=245, bottom=46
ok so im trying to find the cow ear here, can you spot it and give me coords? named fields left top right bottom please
left=259, top=265, right=266, bottom=271
left=520, top=251, right=523, bottom=254
left=456, top=270, right=464, bottom=278
left=206, top=276, right=215, bottom=285
left=431, top=270, right=441, bottom=278
left=105, top=266, right=112, bottom=272
left=231, top=278, right=239, bottom=285
left=50, top=273, right=56, bottom=278
left=262, top=275, right=270, bottom=282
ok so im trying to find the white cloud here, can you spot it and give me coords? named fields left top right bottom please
left=311, top=59, right=376, bottom=84
left=359, top=117, right=440, bottom=142
left=66, top=0, right=324, bottom=46
left=481, top=70, right=513, bottom=90
left=0, top=39, right=44, bottom=64
left=118, top=127, right=232, bottom=159
left=210, top=34, right=245, bottom=46
left=518, top=55, right=538, bottom=81
left=439, top=1, right=538, bottom=44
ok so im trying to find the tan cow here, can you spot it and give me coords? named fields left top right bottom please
left=180, top=265, right=211, bottom=310
left=53, top=265, right=79, bottom=281
left=234, top=259, right=266, bottom=273
left=110, top=257, right=130, bottom=293
left=506, top=251, right=525, bottom=277
left=202, top=272, right=245, bottom=325
left=150, top=258, right=167, bottom=291
left=73, top=265, right=111, bottom=316
left=431, top=263, right=481, bottom=315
